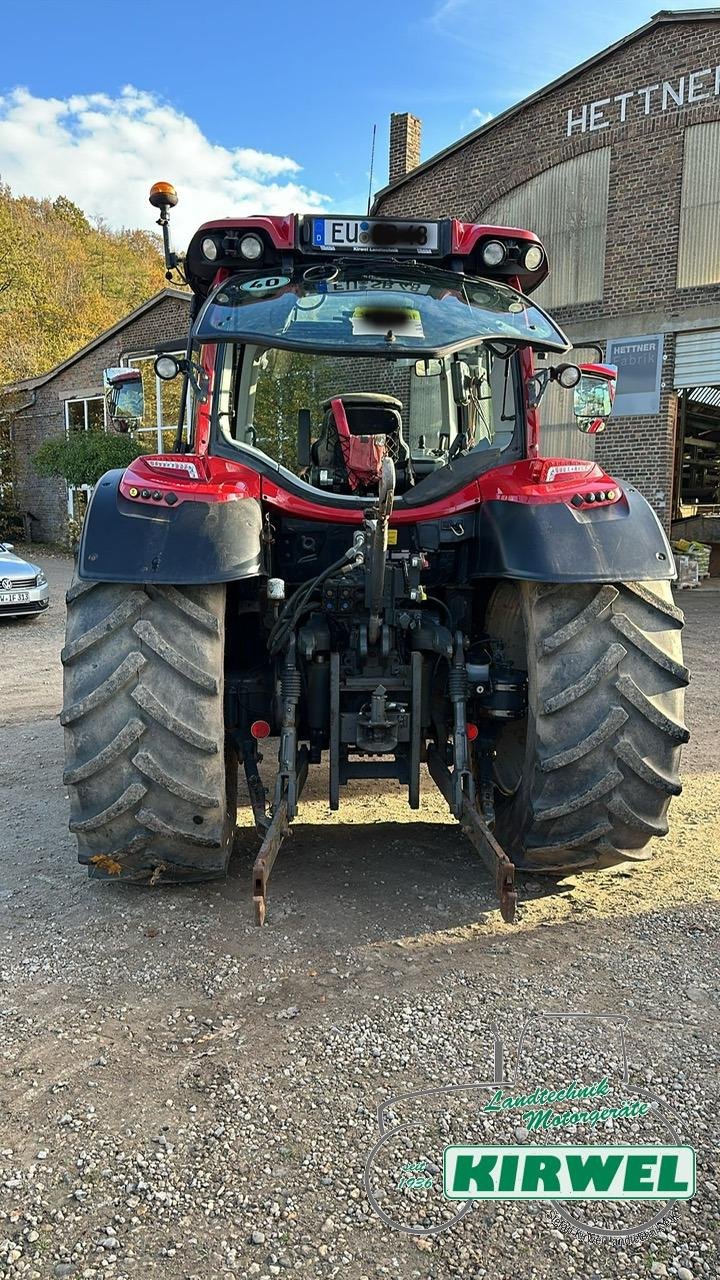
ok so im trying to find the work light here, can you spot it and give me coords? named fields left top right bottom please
left=481, top=240, right=506, bottom=267
left=201, top=237, right=219, bottom=261
left=523, top=244, right=544, bottom=271
left=154, top=355, right=181, bottom=381
left=556, top=363, right=582, bottom=388
left=239, top=233, right=264, bottom=261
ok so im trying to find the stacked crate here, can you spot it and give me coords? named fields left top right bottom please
left=672, top=538, right=711, bottom=579
left=674, top=554, right=699, bottom=589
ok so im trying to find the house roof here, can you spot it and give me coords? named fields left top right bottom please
left=1, top=287, right=191, bottom=396
left=372, top=8, right=720, bottom=208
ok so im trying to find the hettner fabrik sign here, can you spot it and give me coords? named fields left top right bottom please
left=566, top=65, right=720, bottom=135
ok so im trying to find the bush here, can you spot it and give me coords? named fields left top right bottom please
left=32, top=432, right=146, bottom=487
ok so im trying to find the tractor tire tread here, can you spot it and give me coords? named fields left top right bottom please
left=132, top=619, right=219, bottom=692
left=62, top=579, right=234, bottom=882
left=538, top=585, right=618, bottom=654
left=131, top=682, right=218, bottom=752
left=539, top=705, right=628, bottom=772
left=542, top=643, right=626, bottom=713
left=60, top=652, right=147, bottom=725
left=490, top=579, right=687, bottom=872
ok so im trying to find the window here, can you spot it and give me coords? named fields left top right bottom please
left=678, top=122, right=720, bottom=288
left=63, top=396, right=105, bottom=519
left=479, top=150, right=611, bottom=309
left=65, top=396, right=104, bottom=434
left=125, top=352, right=186, bottom=452
left=196, top=264, right=568, bottom=353
left=216, top=341, right=520, bottom=482
left=67, top=484, right=92, bottom=523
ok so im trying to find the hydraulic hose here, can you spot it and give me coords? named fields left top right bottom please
left=367, top=457, right=396, bottom=646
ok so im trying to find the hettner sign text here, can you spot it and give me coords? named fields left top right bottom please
left=566, top=65, right=720, bottom=135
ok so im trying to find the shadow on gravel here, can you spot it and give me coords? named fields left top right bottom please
left=225, top=818, right=572, bottom=939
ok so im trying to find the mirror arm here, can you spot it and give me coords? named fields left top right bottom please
left=172, top=357, right=208, bottom=405
left=174, top=374, right=190, bottom=453
left=527, top=368, right=550, bottom=409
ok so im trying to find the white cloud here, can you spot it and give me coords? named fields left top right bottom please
left=0, top=86, right=331, bottom=245
left=460, top=107, right=494, bottom=133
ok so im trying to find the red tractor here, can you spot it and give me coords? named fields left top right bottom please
left=62, top=185, right=688, bottom=922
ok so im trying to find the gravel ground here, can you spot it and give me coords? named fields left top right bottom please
left=0, top=549, right=718, bottom=1280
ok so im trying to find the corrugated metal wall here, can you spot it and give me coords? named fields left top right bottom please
left=480, top=149, right=611, bottom=310
left=678, top=123, right=720, bottom=288
left=674, top=329, right=720, bottom=386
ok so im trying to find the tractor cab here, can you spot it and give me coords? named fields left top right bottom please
left=145, top=195, right=619, bottom=505
left=180, top=224, right=570, bottom=500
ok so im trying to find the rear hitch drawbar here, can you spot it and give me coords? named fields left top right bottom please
left=426, top=745, right=518, bottom=924
left=249, top=743, right=517, bottom=926
left=251, top=746, right=309, bottom=926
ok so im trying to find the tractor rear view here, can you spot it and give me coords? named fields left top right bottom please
left=61, top=187, right=688, bottom=922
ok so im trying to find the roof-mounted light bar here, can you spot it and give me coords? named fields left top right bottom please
left=182, top=211, right=550, bottom=297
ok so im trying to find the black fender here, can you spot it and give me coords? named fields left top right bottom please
left=471, top=484, right=675, bottom=583
left=77, top=470, right=263, bottom=583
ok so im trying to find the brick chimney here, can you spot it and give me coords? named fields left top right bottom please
left=389, top=113, right=422, bottom=183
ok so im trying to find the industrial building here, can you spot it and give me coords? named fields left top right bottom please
left=374, top=9, right=720, bottom=547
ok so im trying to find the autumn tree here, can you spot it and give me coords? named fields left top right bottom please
left=0, top=183, right=173, bottom=388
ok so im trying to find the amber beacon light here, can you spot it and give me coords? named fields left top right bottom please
left=149, top=182, right=179, bottom=274
left=149, top=180, right=178, bottom=210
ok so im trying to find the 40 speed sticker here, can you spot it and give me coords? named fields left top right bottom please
left=239, top=275, right=290, bottom=293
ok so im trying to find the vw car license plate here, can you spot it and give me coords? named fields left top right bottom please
left=0, top=591, right=29, bottom=604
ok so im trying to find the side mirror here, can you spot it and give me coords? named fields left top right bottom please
left=414, top=358, right=443, bottom=378
left=104, top=366, right=144, bottom=432
left=574, top=363, right=617, bottom=434
left=451, top=359, right=471, bottom=406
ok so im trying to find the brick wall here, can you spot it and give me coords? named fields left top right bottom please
left=374, top=16, right=720, bottom=524
left=9, top=295, right=190, bottom=543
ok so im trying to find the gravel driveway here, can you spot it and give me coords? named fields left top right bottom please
left=0, top=549, right=718, bottom=1280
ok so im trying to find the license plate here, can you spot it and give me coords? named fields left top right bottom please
left=312, top=217, right=439, bottom=253
left=322, top=278, right=433, bottom=295
left=0, top=592, right=29, bottom=604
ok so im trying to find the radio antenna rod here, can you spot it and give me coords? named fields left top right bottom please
left=366, top=124, right=377, bottom=215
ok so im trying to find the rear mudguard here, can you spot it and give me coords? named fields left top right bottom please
left=77, top=470, right=263, bottom=583
left=470, top=485, right=674, bottom=582
left=402, top=484, right=673, bottom=584
left=78, top=470, right=673, bottom=587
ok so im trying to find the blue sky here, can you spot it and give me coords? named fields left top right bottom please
left=0, top=0, right=715, bottom=242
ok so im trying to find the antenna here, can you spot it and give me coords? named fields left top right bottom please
left=366, top=124, right=377, bottom=215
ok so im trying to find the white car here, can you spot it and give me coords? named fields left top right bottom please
left=0, top=543, right=50, bottom=619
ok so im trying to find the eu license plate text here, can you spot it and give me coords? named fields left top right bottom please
left=313, top=219, right=439, bottom=252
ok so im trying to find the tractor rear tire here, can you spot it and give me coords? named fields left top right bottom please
left=62, top=577, right=236, bottom=883
left=484, top=579, right=689, bottom=872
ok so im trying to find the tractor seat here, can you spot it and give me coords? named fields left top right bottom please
left=309, top=393, right=413, bottom=494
